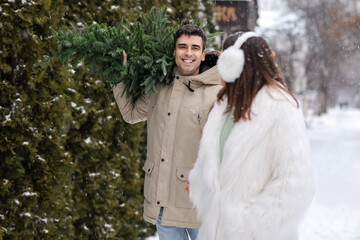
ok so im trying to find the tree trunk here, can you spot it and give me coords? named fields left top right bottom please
left=317, top=88, right=328, bottom=115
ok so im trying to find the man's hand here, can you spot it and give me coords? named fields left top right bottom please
left=123, top=50, right=127, bottom=65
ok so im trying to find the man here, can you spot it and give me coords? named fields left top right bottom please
left=113, top=24, right=222, bottom=240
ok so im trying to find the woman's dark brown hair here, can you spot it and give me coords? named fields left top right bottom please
left=217, top=32, right=298, bottom=122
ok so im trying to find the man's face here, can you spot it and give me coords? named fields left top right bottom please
left=173, top=35, right=206, bottom=76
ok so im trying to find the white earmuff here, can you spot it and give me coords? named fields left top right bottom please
left=217, top=32, right=259, bottom=83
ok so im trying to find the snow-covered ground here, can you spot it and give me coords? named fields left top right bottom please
left=300, top=108, right=360, bottom=240
left=146, top=108, right=360, bottom=240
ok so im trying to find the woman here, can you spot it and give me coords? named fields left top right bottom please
left=188, top=32, right=314, bottom=240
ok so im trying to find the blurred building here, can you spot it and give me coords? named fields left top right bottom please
left=214, top=0, right=258, bottom=39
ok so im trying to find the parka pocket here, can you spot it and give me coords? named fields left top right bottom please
left=142, top=160, right=155, bottom=203
left=175, top=167, right=193, bottom=209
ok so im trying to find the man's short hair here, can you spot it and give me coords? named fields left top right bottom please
left=173, top=24, right=207, bottom=51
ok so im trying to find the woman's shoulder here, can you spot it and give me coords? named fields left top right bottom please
left=255, top=85, right=297, bottom=111
left=264, top=85, right=296, bottom=103
left=249, top=84, right=300, bottom=121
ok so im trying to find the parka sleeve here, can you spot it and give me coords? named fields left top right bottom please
left=238, top=102, right=315, bottom=239
left=113, top=82, right=150, bottom=124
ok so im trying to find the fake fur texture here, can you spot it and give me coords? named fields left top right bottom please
left=189, top=85, right=314, bottom=240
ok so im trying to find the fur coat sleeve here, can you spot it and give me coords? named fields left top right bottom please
left=189, top=86, right=314, bottom=240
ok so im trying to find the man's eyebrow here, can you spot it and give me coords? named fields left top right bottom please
left=177, top=43, right=201, bottom=48
left=177, top=43, right=187, bottom=47
left=191, top=44, right=201, bottom=48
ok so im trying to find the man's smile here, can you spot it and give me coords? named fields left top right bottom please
left=182, top=59, right=195, bottom=63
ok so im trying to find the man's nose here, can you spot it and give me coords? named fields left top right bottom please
left=185, top=47, right=193, bottom=56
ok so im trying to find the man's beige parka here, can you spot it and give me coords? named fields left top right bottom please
left=113, top=59, right=222, bottom=228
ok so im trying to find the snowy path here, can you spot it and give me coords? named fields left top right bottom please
left=147, top=108, right=360, bottom=240
left=300, top=108, right=360, bottom=240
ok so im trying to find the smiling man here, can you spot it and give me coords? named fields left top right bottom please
left=113, top=25, right=222, bottom=240
left=174, top=34, right=205, bottom=76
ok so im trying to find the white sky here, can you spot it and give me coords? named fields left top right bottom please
left=257, top=0, right=287, bottom=29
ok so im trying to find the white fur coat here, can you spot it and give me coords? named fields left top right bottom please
left=189, top=86, right=314, bottom=240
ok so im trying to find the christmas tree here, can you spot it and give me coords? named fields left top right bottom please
left=43, top=7, right=177, bottom=103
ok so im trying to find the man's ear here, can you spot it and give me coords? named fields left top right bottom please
left=201, top=50, right=206, bottom=61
